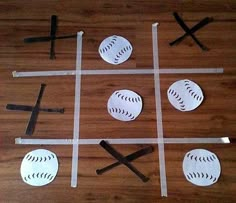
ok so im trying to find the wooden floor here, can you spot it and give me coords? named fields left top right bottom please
left=0, top=0, right=236, bottom=202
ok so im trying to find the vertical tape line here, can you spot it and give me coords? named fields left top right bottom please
left=152, top=23, right=168, bottom=197
left=71, top=31, right=83, bottom=187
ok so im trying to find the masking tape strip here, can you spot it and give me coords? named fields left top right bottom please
left=15, top=137, right=230, bottom=145
left=152, top=23, right=167, bottom=197
left=12, top=68, right=223, bottom=77
left=71, top=31, right=83, bottom=188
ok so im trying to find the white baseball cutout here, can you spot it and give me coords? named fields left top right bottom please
left=107, top=89, right=143, bottom=121
left=99, top=35, right=133, bottom=65
left=183, top=149, right=221, bottom=186
left=20, top=149, right=59, bottom=186
left=167, top=79, right=204, bottom=111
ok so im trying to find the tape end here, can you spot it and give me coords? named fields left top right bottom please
left=152, top=22, right=159, bottom=27
left=15, top=138, right=21, bottom=144
left=222, top=137, right=230, bottom=143
left=12, top=71, right=17, bottom=77
left=218, top=68, right=224, bottom=73
left=78, top=31, right=84, bottom=36
left=71, top=183, right=77, bottom=188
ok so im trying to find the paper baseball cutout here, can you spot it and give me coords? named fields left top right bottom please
left=20, top=149, right=59, bottom=186
left=99, top=35, right=133, bottom=65
left=183, top=149, right=221, bottom=186
left=167, top=79, right=204, bottom=111
left=107, top=89, right=142, bottom=121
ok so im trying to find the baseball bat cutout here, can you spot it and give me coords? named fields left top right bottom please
left=171, top=12, right=209, bottom=51
left=23, top=15, right=76, bottom=59
left=99, top=140, right=150, bottom=182
left=98, top=35, right=133, bottom=65
left=183, top=149, right=221, bottom=186
left=96, top=146, right=154, bottom=175
left=24, top=34, right=77, bottom=43
left=169, top=16, right=213, bottom=46
left=6, top=104, right=64, bottom=113
left=25, top=84, right=46, bottom=135
left=49, top=15, right=57, bottom=59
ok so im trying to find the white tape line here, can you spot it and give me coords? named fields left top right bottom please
left=15, top=137, right=230, bottom=145
left=152, top=23, right=167, bottom=197
left=12, top=68, right=223, bottom=77
left=71, top=31, right=83, bottom=188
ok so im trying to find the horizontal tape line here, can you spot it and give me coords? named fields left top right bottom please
left=12, top=68, right=224, bottom=77
left=15, top=137, right=230, bottom=145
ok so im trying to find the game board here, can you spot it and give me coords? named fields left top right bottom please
left=13, top=23, right=229, bottom=197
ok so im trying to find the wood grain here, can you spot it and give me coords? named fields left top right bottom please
left=0, top=0, right=236, bottom=202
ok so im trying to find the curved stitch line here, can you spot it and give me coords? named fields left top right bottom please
left=185, top=82, right=202, bottom=101
left=111, top=107, right=136, bottom=120
left=24, top=172, right=54, bottom=182
left=47, top=174, right=51, bottom=179
left=189, top=173, right=193, bottom=179
left=113, top=45, right=131, bottom=63
left=169, top=89, right=185, bottom=110
left=101, top=36, right=118, bottom=56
